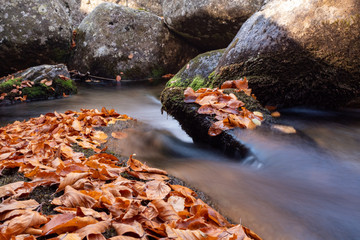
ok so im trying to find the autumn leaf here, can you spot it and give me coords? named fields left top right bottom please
left=2, top=210, right=48, bottom=237
left=112, top=221, right=145, bottom=238
left=42, top=213, right=98, bottom=235
left=58, top=172, right=90, bottom=191
left=152, top=200, right=181, bottom=222
left=74, top=220, right=110, bottom=238
left=145, top=180, right=171, bottom=200
left=165, top=224, right=205, bottom=239
left=52, top=186, right=97, bottom=208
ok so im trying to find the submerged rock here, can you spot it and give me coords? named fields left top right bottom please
left=0, top=64, right=77, bottom=104
left=0, top=0, right=73, bottom=76
left=215, top=0, right=360, bottom=108
left=162, top=0, right=267, bottom=50
left=70, top=3, right=198, bottom=80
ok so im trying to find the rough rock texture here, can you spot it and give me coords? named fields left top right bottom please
left=62, top=0, right=163, bottom=27
left=0, top=0, right=73, bottom=76
left=70, top=3, right=199, bottom=79
left=80, top=0, right=163, bottom=16
left=215, top=0, right=360, bottom=108
left=0, top=64, right=77, bottom=104
left=166, top=49, right=224, bottom=90
left=162, top=0, right=267, bottom=50
left=10, top=64, right=71, bottom=82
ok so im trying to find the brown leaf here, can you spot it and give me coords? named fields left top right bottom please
left=42, top=213, right=98, bottom=235
left=167, top=196, right=185, bottom=212
left=152, top=199, right=181, bottom=222
left=112, top=221, right=145, bottom=238
left=145, top=180, right=171, bottom=200
left=184, top=87, right=197, bottom=103
left=0, top=199, right=39, bottom=214
left=58, top=172, right=90, bottom=191
left=0, top=181, right=24, bottom=198
left=52, top=186, right=97, bottom=208
left=3, top=210, right=48, bottom=237
left=165, top=224, right=205, bottom=239
left=72, top=119, right=82, bottom=131
left=74, top=220, right=111, bottom=238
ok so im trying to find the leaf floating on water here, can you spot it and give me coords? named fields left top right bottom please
left=272, top=124, right=296, bottom=134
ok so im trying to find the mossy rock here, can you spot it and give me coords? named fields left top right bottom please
left=166, top=49, right=225, bottom=90
left=160, top=86, right=270, bottom=158
left=0, top=64, right=77, bottom=104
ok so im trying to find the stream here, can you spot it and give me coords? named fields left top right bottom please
left=1, top=83, right=360, bottom=240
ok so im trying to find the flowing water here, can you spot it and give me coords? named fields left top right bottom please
left=1, top=83, right=360, bottom=240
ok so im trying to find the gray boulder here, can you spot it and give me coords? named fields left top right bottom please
left=0, top=0, right=73, bottom=76
left=166, top=49, right=224, bottom=90
left=70, top=3, right=199, bottom=79
left=62, top=0, right=163, bottom=28
left=162, top=0, right=266, bottom=51
left=215, top=0, right=360, bottom=108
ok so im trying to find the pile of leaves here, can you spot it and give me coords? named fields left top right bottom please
left=0, top=108, right=261, bottom=239
left=184, top=78, right=264, bottom=136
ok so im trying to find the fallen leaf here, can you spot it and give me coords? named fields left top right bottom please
left=145, top=180, right=171, bottom=200
left=52, top=186, right=97, bottom=208
left=112, top=221, right=145, bottom=238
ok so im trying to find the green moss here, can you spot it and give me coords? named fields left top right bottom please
left=53, top=78, right=77, bottom=95
left=0, top=78, right=22, bottom=93
left=22, top=85, right=50, bottom=99
left=188, top=75, right=206, bottom=91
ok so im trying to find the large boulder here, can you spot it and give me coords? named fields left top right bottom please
left=166, top=49, right=225, bottom=90
left=215, top=0, right=360, bottom=108
left=70, top=3, right=199, bottom=79
left=80, top=0, right=163, bottom=16
left=162, top=0, right=267, bottom=51
left=61, top=0, right=163, bottom=28
left=0, top=0, right=73, bottom=76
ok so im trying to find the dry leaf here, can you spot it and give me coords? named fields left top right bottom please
left=145, top=180, right=171, bottom=200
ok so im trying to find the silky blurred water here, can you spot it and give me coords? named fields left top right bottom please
left=1, top=83, right=360, bottom=240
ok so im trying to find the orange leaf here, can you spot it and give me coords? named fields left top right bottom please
left=3, top=210, right=48, bottom=237
left=52, top=186, right=97, bottom=208
left=74, top=220, right=111, bottom=238
left=165, top=224, right=205, bottom=239
left=72, top=119, right=82, bottom=131
left=0, top=199, right=39, bottom=214
left=58, top=172, right=90, bottom=191
left=184, top=87, right=197, bottom=103
left=152, top=199, right=181, bottom=222
left=0, top=181, right=24, bottom=198
left=112, top=221, right=145, bottom=238
left=145, top=180, right=171, bottom=200
left=42, top=213, right=98, bottom=235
